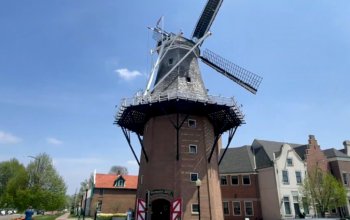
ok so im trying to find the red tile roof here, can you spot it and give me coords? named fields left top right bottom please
left=94, top=173, right=138, bottom=189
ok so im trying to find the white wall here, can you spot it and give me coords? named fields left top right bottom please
left=274, top=143, right=314, bottom=218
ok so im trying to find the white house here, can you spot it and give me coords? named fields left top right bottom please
left=273, top=143, right=314, bottom=219
left=252, top=140, right=315, bottom=219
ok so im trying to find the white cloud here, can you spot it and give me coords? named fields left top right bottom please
left=127, top=160, right=138, bottom=166
left=46, top=137, right=63, bottom=145
left=115, top=68, right=141, bottom=81
left=0, top=131, right=22, bottom=144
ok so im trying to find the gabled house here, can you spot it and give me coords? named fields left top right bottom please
left=219, top=145, right=262, bottom=220
left=323, top=140, right=350, bottom=218
left=252, top=140, right=313, bottom=219
left=89, top=171, right=138, bottom=216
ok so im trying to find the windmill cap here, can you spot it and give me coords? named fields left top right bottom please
left=343, top=140, right=350, bottom=146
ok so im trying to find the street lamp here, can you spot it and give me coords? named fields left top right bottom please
left=83, top=184, right=90, bottom=220
left=196, top=179, right=201, bottom=220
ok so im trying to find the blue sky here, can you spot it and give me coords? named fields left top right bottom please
left=0, top=0, right=349, bottom=195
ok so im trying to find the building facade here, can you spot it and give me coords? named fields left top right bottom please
left=89, top=173, right=138, bottom=216
left=219, top=146, right=262, bottom=220
left=323, top=140, right=350, bottom=218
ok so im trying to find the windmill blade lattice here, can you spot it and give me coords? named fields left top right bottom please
left=200, top=49, right=263, bottom=94
left=191, top=0, right=224, bottom=42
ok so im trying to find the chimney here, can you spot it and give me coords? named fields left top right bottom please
left=308, top=135, right=319, bottom=149
left=117, top=169, right=121, bottom=175
left=343, top=140, right=350, bottom=156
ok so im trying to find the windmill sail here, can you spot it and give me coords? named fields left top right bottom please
left=191, top=0, right=224, bottom=42
left=200, top=49, right=263, bottom=94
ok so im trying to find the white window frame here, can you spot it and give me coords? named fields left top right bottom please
left=283, top=196, right=292, bottom=215
left=282, top=170, right=289, bottom=184
left=343, top=172, right=348, bottom=185
left=222, top=201, right=230, bottom=216
left=191, top=203, right=199, bottom=214
left=242, top=175, right=251, bottom=185
left=190, top=173, right=198, bottom=182
left=231, top=175, right=239, bottom=186
left=287, top=157, right=294, bottom=166
left=189, top=144, right=197, bottom=154
left=97, top=200, right=103, bottom=212
left=244, top=201, right=254, bottom=216
left=295, top=171, right=302, bottom=184
left=233, top=201, right=241, bottom=216
left=188, top=119, right=196, bottom=128
left=220, top=176, right=228, bottom=186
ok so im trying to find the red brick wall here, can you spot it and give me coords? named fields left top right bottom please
left=329, top=160, right=350, bottom=188
left=137, top=114, right=224, bottom=220
left=305, top=135, right=329, bottom=174
left=221, top=174, right=262, bottom=220
left=89, top=188, right=137, bottom=216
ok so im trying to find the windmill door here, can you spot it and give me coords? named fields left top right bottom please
left=136, top=198, right=146, bottom=220
left=170, top=198, right=182, bottom=220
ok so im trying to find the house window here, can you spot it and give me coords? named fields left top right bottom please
left=233, top=202, right=241, bottom=216
left=186, top=77, right=191, bottom=83
left=188, top=119, right=196, bottom=128
left=115, top=179, right=124, bottom=187
left=295, top=171, right=302, bottom=184
left=231, top=176, right=239, bottom=185
left=189, top=145, right=197, bottom=154
left=98, top=189, right=104, bottom=196
left=168, top=58, right=173, bottom=65
left=282, top=170, right=289, bottom=184
left=97, top=200, right=103, bottom=212
left=191, top=204, right=199, bottom=214
left=302, top=197, right=309, bottom=214
left=287, top=158, right=293, bottom=166
left=223, top=202, right=229, bottom=215
left=283, top=196, right=291, bottom=215
left=242, top=175, right=250, bottom=185
left=220, top=176, right=227, bottom=185
left=343, top=173, right=348, bottom=185
left=245, top=201, right=253, bottom=216
left=190, top=173, right=198, bottom=182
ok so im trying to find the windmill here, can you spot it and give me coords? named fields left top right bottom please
left=115, top=1, right=263, bottom=219
left=144, top=0, right=263, bottom=97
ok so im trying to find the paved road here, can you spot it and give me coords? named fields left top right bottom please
left=0, top=214, right=21, bottom=220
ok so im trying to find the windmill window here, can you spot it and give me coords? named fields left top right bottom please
left=189, top=145, right=197, bottom=154
left=188, top=119, right=196, bottom=128
left=190, top=173, right=198, bottom=182
left=115, top=179, right=125, bottom=187
left=186, top=77, right=191, bottom=83
left=191, top=204, right=199, bottom=214
left=168, top=58, right=174, bottom=66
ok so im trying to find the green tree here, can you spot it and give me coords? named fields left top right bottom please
left=0, top=158, right=26, bottom=199
left=0, top=153, right=67, bottom=212
left=76, top=172, right=94, bottom=206
left=300, top=169, right=347, bottom=217
left=109, top=166, right=128, bottom=175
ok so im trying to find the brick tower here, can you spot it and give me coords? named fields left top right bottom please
left=115, top=1, right=263, bottom=220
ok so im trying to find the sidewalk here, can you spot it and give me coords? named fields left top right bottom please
left=56, top=213, right=70, bottom=220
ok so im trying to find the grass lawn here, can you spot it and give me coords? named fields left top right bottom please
left=33, top=213, right=66, bottom=220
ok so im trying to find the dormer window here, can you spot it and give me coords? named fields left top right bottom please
left=115, top=176, right=125, bottom=187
